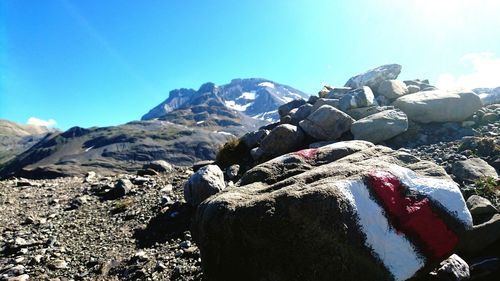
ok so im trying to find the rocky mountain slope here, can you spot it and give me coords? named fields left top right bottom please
left=142, top=78, right=308, bottom=124
left=0, top=120, right=58, bottom=166
left=0, top=120, right=233, bottom=179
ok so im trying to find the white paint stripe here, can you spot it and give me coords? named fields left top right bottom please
left=335, top=180, right=424, bottom=281
left=388, top=165, right=473, bottom=228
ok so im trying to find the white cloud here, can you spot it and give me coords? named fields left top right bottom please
left=436, top=52, right=500, bottom=90
left=26, top=117, right=57, bottom=128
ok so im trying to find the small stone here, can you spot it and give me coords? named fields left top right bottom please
left=49, top=259, right=68, bottom=269
left=467, top=195, right=498, bottom=216
left=180, top=240, right=191, bottom=249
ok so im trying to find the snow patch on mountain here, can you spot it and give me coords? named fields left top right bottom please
left=225, top=100, right=253, bottom=112
left=258, top=82, right=275, bottom=88
left=239, top=92, right=256, bottom=100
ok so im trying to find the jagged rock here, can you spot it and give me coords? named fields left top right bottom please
left=255, top=124, right=305, bottom=160
left=240, top=130, right=269, bottom=149
left=432, top=254, right=470, bottom=281
left=193, top=144, right=473, bottom=281
left=377, top=80, right=409, bottom=100
left=318, top=85, right=334, bottom=98
left=466, top=195, right=498, bottom=216
left=278, top=99, right=307, bottom=117
left=142, top=160, right=173, bottom=173
left=325, top=87, right=352, bottom=99
left=338, top=87, right=377, bottom=112
left=310, top=98, right=340, bottom=113
left=392, top=90, right=483, bottom=123
left=346, top=106, right=395, bottom=120
left=345, top=64, right=402, bottom=89
left=104, top=179, right=132, bottom=200
left=351, top=109, right=408, bottom=144
left=299, top=105, right=355, bottom=141
left=184, top=165, right=225, bottom=206
left=451, top=158, right=498, bottom=183
left=407, top=85, right=420, bottom=94
left=403, top=79, right=432, bottom=90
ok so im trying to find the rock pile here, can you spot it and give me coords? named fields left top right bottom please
left=185, top=64, right=499, bottom=281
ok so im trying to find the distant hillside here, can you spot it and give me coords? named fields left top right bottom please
left=0, top=119, right=58, bottom=166
left=0, top=120, right=235, bottom=179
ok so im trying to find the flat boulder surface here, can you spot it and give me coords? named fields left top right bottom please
left=192, top=142, right=473, bottom=281
left=392, top=90, right=482, bottom=123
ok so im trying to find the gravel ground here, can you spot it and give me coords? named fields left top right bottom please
left=0, top=168, right=202, bottom=281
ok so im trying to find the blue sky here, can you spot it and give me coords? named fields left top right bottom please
left=1, top=0, right=500, bottom=130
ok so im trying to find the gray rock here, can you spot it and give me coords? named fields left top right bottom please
left=452, top=158, right=498, bottom=182
left=184, top=164, right=225, bottom=206
left=377, top=80, right=409, bottom=100
left=404, top=79, right=432, bottom=90
left=225, top=164, right=240, bottom=181
left=345, top=64, right=402, bottom=89
left=375, top=95, right=391, bottom=106
left=338, top=87, right=377, bottom=112
left=194, top=144, right=472, bottom=281
left=351, top=109, right=408, bottom=144
left=290, top=104, right=313, bottom=125
left=5, top=274, right=30, bottom=281
left=241, top=130, right=269, bottom=149
left=299, top=105, right=355, bottom=141
left=392, top=90, right=483, bottom=123
left=256, top=124, right=305, bottom=160
left=318, top=85, right=334, bottom=98
left=49, top=259, right=68, bottom=269
left=278, top=99, right=307, bottom=117
left=142, top=160, right=173, bottom=173
left=461, top=214, right=500, bottom=255
left=433, top=254, right=470, bottom=281
left=346, top=106, right=395, bottom=120
left=407, top=85, right=420, bottom=94
left=466, top=195, right=498, bottom=216
left=310, top=98, right=340, bottom=113
left=104, top=178, right=132, bottom=199
left=325, top=87, right=352, bottom=99
left=307, top=95, right=319, bottom=104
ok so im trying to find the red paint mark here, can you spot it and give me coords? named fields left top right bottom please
left=293, top=148, right=318, bottom=160
left=368, top=171, right=458, bottom=259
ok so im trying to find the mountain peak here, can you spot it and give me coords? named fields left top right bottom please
left=141, top=78, right=309, bottom=124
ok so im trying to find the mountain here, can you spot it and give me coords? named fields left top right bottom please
left=0, top=119, right=58, bottom=166
left=0, top=120, right=234, bottom=179
left=0, top=78, right=308, bottom=179
left=142, top=78, right=309, bottom=124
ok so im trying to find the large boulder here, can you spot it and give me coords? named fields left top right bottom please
left=193, top=143, right=473, bottom=281
left=451, top=158, right=498, bottom=183
left=255, top=124, right=305, bottom=160
left=392, top=90, right=482, bottom=123
left=278, top=99, right=307, bottom=117
left=350, top=109, right=408, bottom=143
left=377, top=80, right=409, bottom=100
left=345, top=64, right=402, bottom=89
left=299, top=105, right=355, bottom=141
left=338, top=86, right=377, bottom=112
left=184, top=164, right=225, bottom=206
